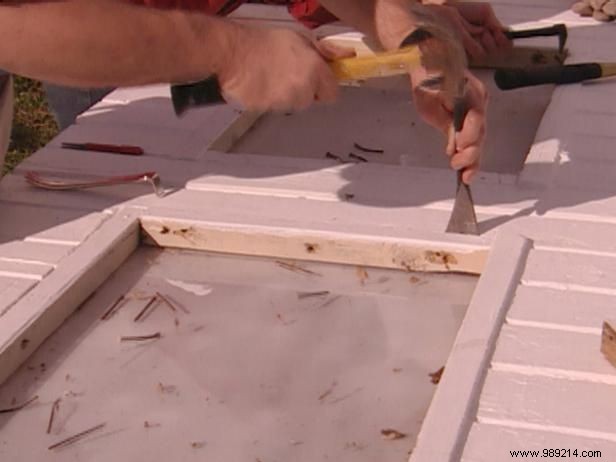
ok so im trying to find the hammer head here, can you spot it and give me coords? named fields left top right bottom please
left=406, top=3, right=468, bottom=102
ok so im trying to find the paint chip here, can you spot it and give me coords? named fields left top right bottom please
left=165, top=279, right=213, bottom=296
left=429, top=366, right=445, bottom=384
left=356, top=266, right=369, bottom=285
left=380, top=428, right=407, bottom=440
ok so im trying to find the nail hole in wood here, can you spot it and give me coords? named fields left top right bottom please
left=305, top=243, right=318, bottom=253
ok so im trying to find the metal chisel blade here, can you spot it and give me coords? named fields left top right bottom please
left=446, top=171, right=479, bottom=235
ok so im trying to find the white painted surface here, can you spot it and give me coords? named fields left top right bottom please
left=230, top=72, right=552, bottom=174
left=410, top=233, right=530, bottom=462
left=0, top=247, right=477, bottom=461
left=0, top=2, right=615, bottom=461
left=463, top=423, right=613, bottom=461
left=477, top=370, right=616, bottom=440
left=508, top=285, right=616, bottom=332
left=0, top=277, right=37, bottom=317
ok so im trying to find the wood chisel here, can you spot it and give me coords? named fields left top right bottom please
left=494, top=62, right=616, bottom=90
left=445, top=98, right=479, bottom=235
left=170, top=45, right=423, bottom=116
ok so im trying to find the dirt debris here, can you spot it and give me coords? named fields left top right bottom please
left=318, top=381, right=338, bottom=402
left=0, top=395, right=38, bottom=414
left=429, top=366, right=445, bottom=384
left=356, top=266, right=369, bottom=285
left=380, top=428, right=407, bottom=441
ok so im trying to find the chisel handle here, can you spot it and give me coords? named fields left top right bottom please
left=452, top=98, right=467, bottom=186
left=170, top=76, right=225, bottom=115
left=494, top=63, right=603, bottom=90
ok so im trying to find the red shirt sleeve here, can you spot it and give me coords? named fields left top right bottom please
left=130, top=0, right=244, bottom=15
left=129, top=0, right=338, bottom=28
left=286, top=0, right=338, bottom=29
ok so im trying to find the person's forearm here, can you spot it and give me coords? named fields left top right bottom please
left=0, top=0, right=237, bottom=87
left=318, top=0, right=421, bottom=50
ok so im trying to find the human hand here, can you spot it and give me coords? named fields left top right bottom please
left=410, top=67, right=488, bottom=184
left=421, top=1, right=512, bottom=60
left=217, top=25, right=352, bottom=112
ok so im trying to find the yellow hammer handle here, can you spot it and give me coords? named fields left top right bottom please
left=328, top=46, right=423, bottom=82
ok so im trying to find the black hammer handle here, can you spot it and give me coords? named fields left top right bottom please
left=170, top=76, right=225, bottom=116
left=494, top=63, right=603, bottom=90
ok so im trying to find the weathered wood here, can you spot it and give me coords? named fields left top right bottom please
left=601, top=320, right=616, bottom=369
left=140, top=213, right=488, bottom=275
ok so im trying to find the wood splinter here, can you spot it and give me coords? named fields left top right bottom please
left=601, top=320, right=616, bottom=368
left=133, top=295, right=159, bottom=322
left=155, top=292, right=178, bottom=312
left=0, top=395, right=39, bottom=414
left=275, top=261, right=322, bottom=276
left=101, top=295, right=126, bottom=320
left=325, top=152, right=345, bottom=163
left=353, top=142, right=384, bottom=154
left=318, top=381, right=337, bottom=402
left=348, top=153, right=368, bottom=163
left=48, top=423, right=106, bottom=450
left=46, top=398, right=61, bottom=434
left=297, top=291, right=330, bottom=300
left=120, top=332, right=162, bottom=342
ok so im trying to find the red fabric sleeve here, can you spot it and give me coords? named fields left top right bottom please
left=129, top=0, right=244, bottom=15
left=129, top=0, right=338, bottom=28
left=286, top=0, right=338, bottom=29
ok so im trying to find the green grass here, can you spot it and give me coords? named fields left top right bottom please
left=3, top=76, right=59, bottom=175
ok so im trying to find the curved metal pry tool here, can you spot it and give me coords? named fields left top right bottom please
left=24, top=171, right=166, bottom=197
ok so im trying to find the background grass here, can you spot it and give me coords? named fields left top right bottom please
left=3, top=77, right=59, bottom=176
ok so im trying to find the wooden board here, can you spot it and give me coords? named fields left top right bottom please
left=3, top=4, right=616, bottom=462
left=410, top=232, right=531, bottom=462
left=0, top=246, right=478, bottom=461
left=0, top=213, right=139, bottom=386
